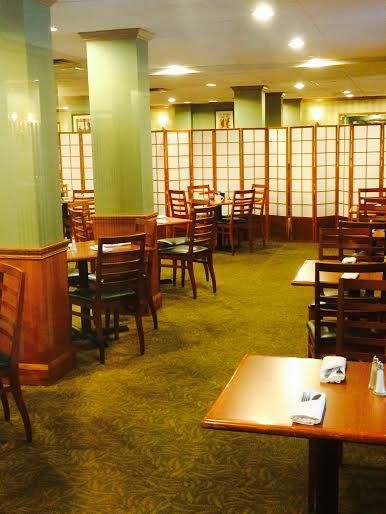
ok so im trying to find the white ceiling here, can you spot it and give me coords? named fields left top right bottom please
left=51, top=0, right=386, bottom=104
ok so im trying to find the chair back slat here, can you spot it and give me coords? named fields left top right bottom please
left=95, top=234, right=146, bottom=298
left=73, top=189, right=94, bottom=201
left=188, top=185, right=214, bottom=207
left=189, top=206, right=217, bottom=251
left=168, top=190, right=189, bottom=218
left=252, top=184, right=266, bottom=216
left=231, top=189, right=255, bottom=219
left=68, top=206, right=92, bottom=242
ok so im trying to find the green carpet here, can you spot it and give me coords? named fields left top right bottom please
left=0, top=242, right=385, bottom=513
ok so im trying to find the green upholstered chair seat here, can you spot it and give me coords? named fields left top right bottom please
left=69, top=287, right=135, bottom=302
left=0, top=351, right=11, bottom=370
left=157, top=237, right=189, bottom=248
left=307, top=321, right=336, bottom=342
left=159, top=244, right=207, bottom=256
left=219, top=216, right=247, bottom=223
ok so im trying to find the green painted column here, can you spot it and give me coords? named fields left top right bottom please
left=265, top=92, right=283, bottom=127
left=232, top=86, right=266, bottom=128
left=80, top=29, right=154, bottom=216
left=174, top=104, right=192, bottom=129
left=0, top=0, right=62, bottom=247
left=283, top=98, right=302, bottom=126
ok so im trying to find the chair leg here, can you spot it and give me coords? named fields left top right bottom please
left=261, top=218, right=266, bottom=246
left=229, top=227, right=235, bottom=255
left=113, top=309, right=120, bottom=340
left=172, top=261, right=177, bottom=286
left=207, top=255, right=217, bottom=294
left=203, top=262, right=209, bottom=282
left=134, top=314, right=145, bottom=355
left=93, top=306, right=106, bottom=364
left=187, top=261, right=197, bottom=299
left=0, top=381, right=10, bottom=422
left=248, top=221, right=254, bottom=253
left=148, top=295, right=158, bottom=329
left=181, top=260, right=186, bottom=287
left=105, top=307, right=111, bottom=331
left=10, top=379, right=32, bottom=443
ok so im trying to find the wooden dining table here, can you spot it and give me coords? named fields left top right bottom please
left=202, top=354, right=386, bottom=514
left=291, top=259, right=383, bottom=287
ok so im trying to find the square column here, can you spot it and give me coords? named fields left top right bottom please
left=232, top=85, right=266, bottom=128
left=265, top=92, right=283, bottom=127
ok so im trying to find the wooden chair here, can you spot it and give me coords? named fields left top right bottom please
left=307, top=261, right=386, bottom=359
left=217, top=189, right=255, bottom=255
left=0, top=263, right=32, bottom=442
left=69, top=234, right=149, bottom=363
left=159, top=206, right=217, bottom=299
left=188, top=184, right=215, bottom=207
left=318, top=225, right=375, bottom=261
left=252, top=184, right=267, bottom=246
left=73, top=189, right=94, bottom=201
left=336, top=277, right=386, bottom=362
left=68, top=206, right=91, bottom=242
left=338, top=220, right=386, bottom=262
left=168, top=189, right=190, bottom=220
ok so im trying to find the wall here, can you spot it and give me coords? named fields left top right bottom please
left=301, top=97, right=386, bottom=125
left=150, top=106, right=175, bottom=130
left=57, top=96, right=90, bottom=131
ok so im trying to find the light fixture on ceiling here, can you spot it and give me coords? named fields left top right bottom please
left=50, top=26, right=58, bottom=32
left=206, top=83, right=216, bottom=87
left=345, top=93, right=354, bottom=98
left=294, top=82, right=305, bottom=90
left=183, top=101, right=191, bottom=104
left=297, top=57, right=342, bottom=68
left=74, top=67, right=83, bottom=71
left=342, top=90, right=351, bottom=95
left=208, top=100, right=218, bottom=103
left=168, top=97, right=176, bottom=103
left=252, top=3, right=274, bottom=22
left=288, top=38, right=304, bottom=50
left=152, top=65, right=199, bottom=76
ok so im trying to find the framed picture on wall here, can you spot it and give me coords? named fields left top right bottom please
left=216, top=110, right=234, bottom=129
left=72, top=114, right=91, bottom=132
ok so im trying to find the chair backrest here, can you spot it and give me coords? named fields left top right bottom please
left=337, top=277, right=386, bottom=362
left=168, top=190, right=189, bottom=219
left=73, top=189, right=94, bottom=201
left=0, top=263, right=25, bottom=370
left=313, top=262, right=386, bottom=348
left=319, top=225, right=375, bottom=261
left=95, top=234, right=146, bottom=299
left=318, top=227, right=340, bottom=260
left=358, top=187, right=386, bottom=205
left=338, top=220, right=386, bottom=261
left=252, top=184, right=266, bottom=216
left=230, top=189, right=256, bottom=220
left=68, top=207, right=90, bottom=242
left=189, top=206, right=217, bottom=252
left=188, top=185, right=214, bottom=206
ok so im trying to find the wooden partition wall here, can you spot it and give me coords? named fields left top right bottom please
left=60, top=124, right=386, bottom=241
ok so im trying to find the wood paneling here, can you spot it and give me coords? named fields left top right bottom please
left=0, top=241, right=75, bottom=385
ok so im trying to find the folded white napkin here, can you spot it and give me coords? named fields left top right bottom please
left=290, top=390, right=326, bottom=425
left=341, top=256, right=356, bottom=264
left=341, top=272, right=359, bottom=279
left=90, top=242, right=132, bottom=252
left=320, top=355, right=347, bottom=383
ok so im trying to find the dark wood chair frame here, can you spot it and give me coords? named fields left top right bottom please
left=187, top=184, right=215, bottom=207
left=0, top=263, right=32, bottom=442
left=252, top=183, right=267, bottom=246
left=318, top=225, right=378, bottom=261
left=159, top=206, right=217, bottom=299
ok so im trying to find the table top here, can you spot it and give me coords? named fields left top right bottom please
left=202, top=354, right=386, bottom=445
left=291, top=259, right=383, bottom=286
left=67, top=240, right=149, bottom=263
left=156, top=215, right=191, bottom=226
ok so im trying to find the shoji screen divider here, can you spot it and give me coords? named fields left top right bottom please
left=151, top=130, right=167, bottom=215
left=338, top=125, right=351, bottom=218
left=191, top=129, right=215, bottom=190
left=268, top=127, right=289, bottom=238
left=59, top=132, right=87, bottom=193
left=383, top=124, right=386, bottom=187
left=164, top=130, right=191, bottom=214
left=215, top=129, right=242, bottom=215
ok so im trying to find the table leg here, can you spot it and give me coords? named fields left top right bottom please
left=78, top=260, right=92, bottom=332
left=308, top=439, right=340, bottom=514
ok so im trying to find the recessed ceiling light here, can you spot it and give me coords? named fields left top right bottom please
left=342, top=90, right=351, bottom=95
left=297, top=57, right=342, bottom=68
left=208, top=100, right=218, bottom=103
left=294, top=82, right=305, bottom=90
left=152, top=65, right=199, bottom=76
left=183, top=101, right=191, bottom=104
left=252, top=3, right=274, bottom=22
left=50, top=26, right=58, bottom=32
left=168, top=97, right=176, bottom=103
left=74, top=67, right=83, bottom=71
left=345, top=93, right=354, bottom=98
left=288, top=38, right=304, bottom=50
left=206, top=83, right=216, bottom=87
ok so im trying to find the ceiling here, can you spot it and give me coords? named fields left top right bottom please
left=51, top=0, right=386, bottom=105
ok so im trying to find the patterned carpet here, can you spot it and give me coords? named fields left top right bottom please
left=0, top=242, right=385, bottom=514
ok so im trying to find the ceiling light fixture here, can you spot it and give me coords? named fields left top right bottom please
left=252, top=3, right=274, bottom=22
left=208, top=100, right=218, bottom=103
left=288, top=38, right=304, bottom=50
left=294, top=82, right=305, bottom=90
left=50, top=26, right=58, bottom=32
left=342, top=90, right=351, bottom=95
left=183, top=101, right=191, bottom=104
left=152, top=65, right=199, bottom=76
left=345, top=93, right=354, bottom=98
left=206, top=83, right=216, bottom=87
left=297, top=57, right=342, bottom=68
left=168, top=97, right=176, bottom=103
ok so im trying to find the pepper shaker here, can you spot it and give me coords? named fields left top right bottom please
left=368, top=355, right=379, bottom=390
left=373, top=361, right=386, bottom=396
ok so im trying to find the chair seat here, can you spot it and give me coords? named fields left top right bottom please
left=307, top=321, right=336, bottom=342
left=159, top=244, right=207, bottom=256
left=69, top=286, right=136, bottom=302
left=0, top=351, right=11, bottom=370
left=218, top=216, right=247, bottom=224
left=157, top=237, right=189, bottom=247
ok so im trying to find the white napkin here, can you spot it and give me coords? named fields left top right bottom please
left=341, top=272, right=359, bottom=279
left=341, top=256, right=356, bottom=264
left=320, top=355, right=347, bottom=383
left=290, top=390, right=326, bottom=425
left=90, top=242, right=132, bottom=252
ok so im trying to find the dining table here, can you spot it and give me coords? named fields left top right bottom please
left=202, top=354, right=386, bottom=514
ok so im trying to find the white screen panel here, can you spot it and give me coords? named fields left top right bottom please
left=352, top=124, right=381, bottom=201
left=290, top=127, right=313, bottom=218
left=338, top=126, right=351, bottom=217
left=152, top=131, right=166, bottom=215
left=215, top=129, right=241, bottom=207
left=192, top=130, right=214, bottom=188
left=242, top=128, right=266, bottom=189
left=268, top=128, right=287, bottom=216
left=166, top=131, right=191, bottom=200
left=59, top=132, right=82, bottom=194
left=316, top=126, right=337, bottom=217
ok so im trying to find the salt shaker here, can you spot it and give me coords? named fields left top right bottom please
left=373, top=361, right=386, bottom=396
left=368, top=355, right=379, bottom=390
